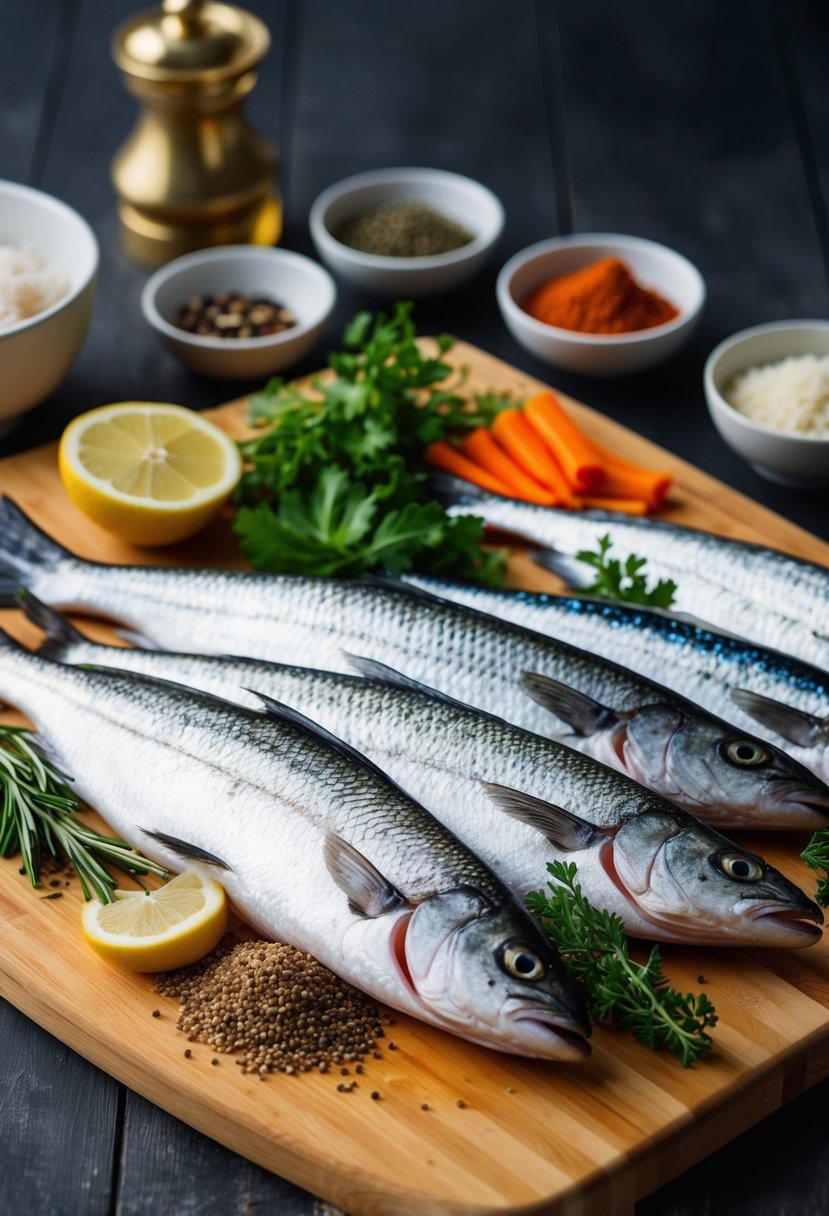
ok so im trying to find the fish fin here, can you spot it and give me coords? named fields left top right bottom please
left=360, top=574, right=442, bottom=606
left=0, top=497, right=73, bottom=604
left=730, top=688, right=829, bottom=747
left=253, top=691, right=412, bottom=792
left=425, top=470, right=491, bottom=507
left=342, top=653, right=460, bottom=707
left=16, top=590, right=88, bottom=659
left=526, top=547, right=595, bottom=590
left=323, top=832, right=406, bottom=918
left=141, top=829, right=231, bottom=870
left=521, top=671, right=618, bottom=736
left=481, top=782, right=599, bottom=850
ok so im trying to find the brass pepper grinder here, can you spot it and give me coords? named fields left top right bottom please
left=112, top=0, right=280, bottom=266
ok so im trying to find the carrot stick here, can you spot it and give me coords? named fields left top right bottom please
left=490, top=410, right=577, bottom=505
left=422, top=441, right=514, bottom=498
left=576, top=495, right=652, bottom=516
left=461, top=429, right=558, bottom=505
left=588, top=441, right=672, bottom=508
left=522, top=392, right=604, bottom=493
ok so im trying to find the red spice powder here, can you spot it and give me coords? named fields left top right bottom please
left=523, top=256, right=679, bottom=334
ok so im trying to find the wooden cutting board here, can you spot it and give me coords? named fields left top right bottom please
left=2, top=341, right=829, bottom=1216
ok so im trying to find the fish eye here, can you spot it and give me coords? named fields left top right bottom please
left=716, top=852, right=764, bottom=882
left=500, top=944, right=546, bottom=981
left=724, top=739, right=770, bottom=768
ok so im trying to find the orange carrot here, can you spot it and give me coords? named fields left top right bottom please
left=461, top=428, right=557, bottom=505
left=490, top=409, right=577, bottom=505
left=589, top=442, right=672, bottom=508
left=523, top=391, right=604, bottom=493
left=575, top=495, right=651, bottom=516
left=423, top=441, right=514, bottom=497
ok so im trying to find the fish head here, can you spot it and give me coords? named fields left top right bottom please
left=623, top=707, right=829, bottom=828
left=607, top=809, right=824, bottom=947
left=402, top=887, right=591, bottom=1060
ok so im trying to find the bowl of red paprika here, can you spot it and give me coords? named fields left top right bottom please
left=496, top=233, right=705, bottom=377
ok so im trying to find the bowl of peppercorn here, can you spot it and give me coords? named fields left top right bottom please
left=309, top=167, right=504, bottom=297
left=141, top=246, right=337, bottom=380
left=496, top=233, right=705, bottom=377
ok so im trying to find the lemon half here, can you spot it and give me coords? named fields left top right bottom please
left=81, top=870, right=228, bottom=972
left=59, top=402, right=242, bottom=546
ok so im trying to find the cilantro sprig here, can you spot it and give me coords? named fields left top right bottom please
left=576, top=533, right=677, bottom=608
left=801, top=829, right=829, bottom=906
left=528, top=860, right=717, bottom=1067
left=234, top=303, right=506, bottom=582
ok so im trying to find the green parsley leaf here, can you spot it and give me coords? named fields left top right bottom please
left=576, top=534, right=677, bottom=608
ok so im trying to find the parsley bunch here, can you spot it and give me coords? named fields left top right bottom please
left=576, top=533, right=677, bottom=608
left=528, top=860, right=717, bottom=1067
left=233, top=303, right=506, bottom=582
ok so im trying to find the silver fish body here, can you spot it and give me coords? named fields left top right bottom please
left=404, top=576, right=829, bottom=785
left=3, top=497, right=829, bottom=829
left=431, top=475, right=829, bottom=672
left=22, top=603, right=825, bottom=949
left=0, top=632, right=589, bottom=1059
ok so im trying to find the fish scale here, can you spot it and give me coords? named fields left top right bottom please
left=22, top=615, right=826, bottom=948
left=0, top=632, right=591, bottom=1058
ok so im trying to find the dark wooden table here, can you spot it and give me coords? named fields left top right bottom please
left=3, top=1, right=829, bottom=1212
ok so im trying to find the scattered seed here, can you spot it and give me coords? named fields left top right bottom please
left=184, top=1049, right=192, bottom=1059
left=370, top=1091, right=381, bottom=1101
left=456, top=1099, right=466, bottom=1108
left=151, top=1009, right=161, bottom=1019
left=420, top=1103, right=429, bottom=1111
left=211, top=1058, right=220, bottom=1066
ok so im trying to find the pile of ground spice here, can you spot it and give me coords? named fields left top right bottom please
left=333, top=202, right=473, bottom=258
left=523, top=256, right=679, bottom=334
left=154, top=939, right=386, bottom=1076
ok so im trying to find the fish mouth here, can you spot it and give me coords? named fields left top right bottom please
left=744, top=901, right=824, bottom=946
left=511, top=1017, right=592, bottom=1059
left=506, top=1001, right=592, bottom=1060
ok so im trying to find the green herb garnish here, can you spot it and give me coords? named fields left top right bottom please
left=576, top=533, right=677, bottom=608
left=801, top=829, right=829, bottom=906
left=234, top=302, right=507, bottom=582
left=0, top=727, right=168, bottom=903
left=527, top=860, right=717, bottom=1067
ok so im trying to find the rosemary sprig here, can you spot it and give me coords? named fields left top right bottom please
left=801, top=828, right=829, bottom=906
left=527, top=860, right=718, bottom=1067
left=0, top=726, right=168, bottom=903
left=576, top=534, right=677, bottom=608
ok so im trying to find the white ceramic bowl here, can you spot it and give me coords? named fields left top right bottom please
left=0, top=180, right=98, bottom=432
left=142, top=246, right=336, bottom=380
left=496, top=233, right=705, bottom=377
left=704, top=321, right=829, bottom=489
left=309, top=167, right=504, bottom=298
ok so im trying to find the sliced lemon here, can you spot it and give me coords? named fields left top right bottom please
left=59, top=402, right=242, bottom=546
left=81, top=870, right=228, bottom=972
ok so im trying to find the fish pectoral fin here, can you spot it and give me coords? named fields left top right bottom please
left=323, top=832, right=406, bottom=918
left=521, top=671, right=618, bottom=736
left=141, top=829, right=231, bottom=870
left=481, top=782, right=599, bottom=850
left=730, top=688, right=828, bottom=747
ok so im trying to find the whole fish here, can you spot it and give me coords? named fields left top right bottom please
left=430, top=473, right=829, bottom=672
left=20, top=596, right=824, bottom=949
left=0, top=629, right=590, bottom=1061
left=2, top=497, right=828, bottom=828
left=403, top=576, right=829, bottom=785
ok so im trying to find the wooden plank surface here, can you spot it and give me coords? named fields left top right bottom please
left=1, top=342, right=829, bottom=1216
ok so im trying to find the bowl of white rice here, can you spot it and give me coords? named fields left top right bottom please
left=704, top=320, right=829, bottom=489
left=0, top=179, right=98, bottom=433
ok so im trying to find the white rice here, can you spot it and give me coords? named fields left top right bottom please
left=725, top=354, right=829, bottom=438
left=0, top=244, right=69, bottom=330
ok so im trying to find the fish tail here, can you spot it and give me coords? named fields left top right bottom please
left=16, top=590, right=86, bottom=660
left=0, top=498, right=70, bottom=605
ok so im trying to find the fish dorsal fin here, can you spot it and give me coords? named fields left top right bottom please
left=323, top=832, right=406, bottom=918
left=343, top=653, right=460, bottom=707
left=16, top=590, right=88, bottom=657
left=730, top=688, right=829, bottom=747
left=141, top=829, right=231, bottom=870
left=481, top=782, right=599, bottom=850
left=521, top=671, right=618, bottom=736
left=361, top=575, right=443, bottom=606
left=253, top=690, right=410, bottom=791
left=114, top=627, right=162, bottom=650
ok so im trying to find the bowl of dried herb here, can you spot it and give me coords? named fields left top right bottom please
left=309, top=167, right=504, bottom=297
